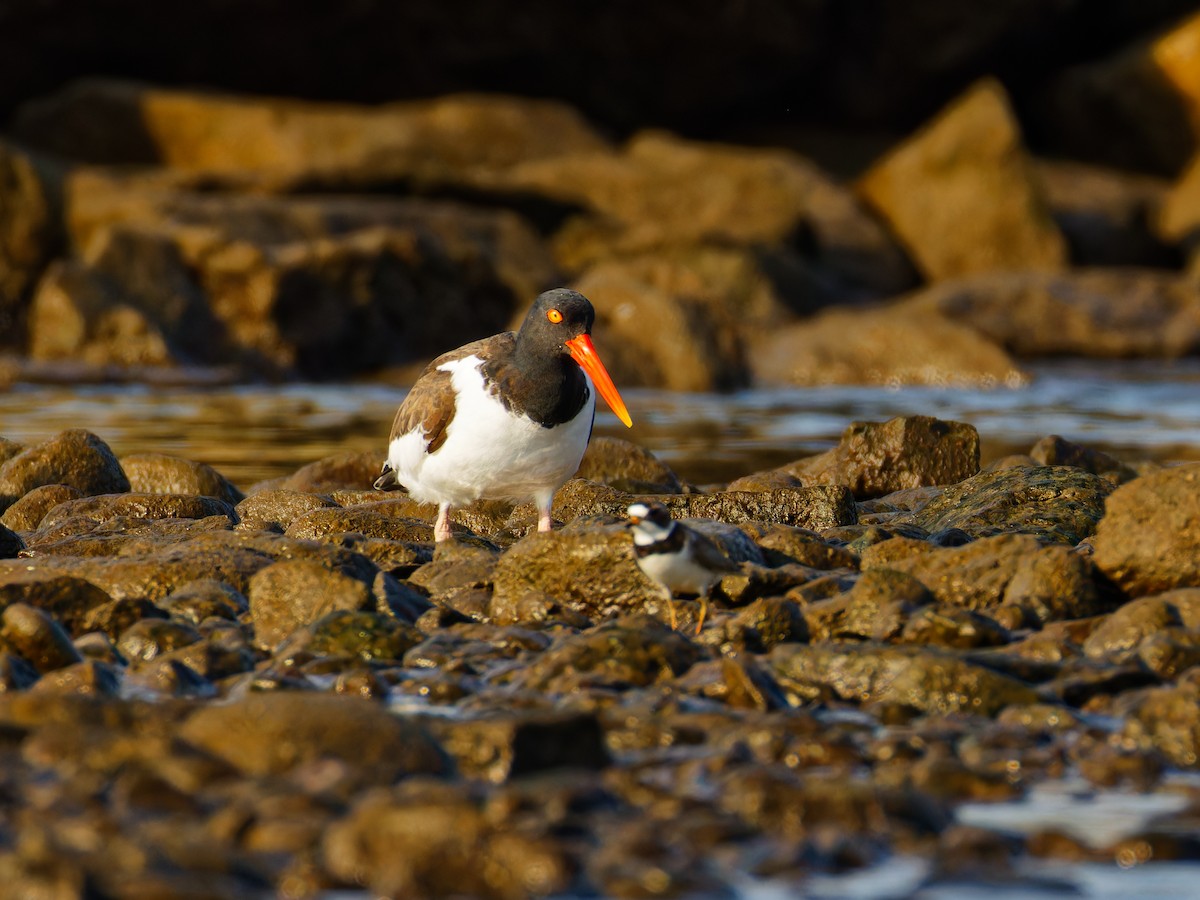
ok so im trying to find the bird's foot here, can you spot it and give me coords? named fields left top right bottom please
left=694, top=599, right=709, bottom=636
left=434, top=504, right=452, bottom=542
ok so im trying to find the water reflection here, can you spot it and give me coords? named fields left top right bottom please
left=2, top=360, right=1199, bottom=489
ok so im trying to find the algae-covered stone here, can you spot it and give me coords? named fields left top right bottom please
left=1091, top=464, right=1200, bottom=597
left=769, top=642, right=1039, bottom=715
left=1029, top=435, right=1138, bottom=485
left=234, top=489, right=337, bottom=532
left=510, top=615, right=705, bottom=693
left=298, top=610, right=423, bottom=663
left=777, top=416, right=980, bottom=500
left=0, top=430, right=129, bottom=511
left=38, top=493, right=238, bottom=531
left=0, top=603, right=83, bottom=673
left=575, top=436, right=683, bottom=494
left=427, top=711, right=610, bottom=783
left=898, top=465, right=1112, bottom=544
left=248, top=558, right=375, bottom=649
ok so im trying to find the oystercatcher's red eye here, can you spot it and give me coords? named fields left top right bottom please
left=546, top=308, right=563, bottom=324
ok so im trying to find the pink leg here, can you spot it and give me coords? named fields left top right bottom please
left=536, top=494, right=554, bottom=533
left=434, top=502, right=452, bottom=542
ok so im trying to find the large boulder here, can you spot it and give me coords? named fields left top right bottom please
left=857, top=79, right=1067, bottom=281
left=1091, top=464, right=1200, bottom=597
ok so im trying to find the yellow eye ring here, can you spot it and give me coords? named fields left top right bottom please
left=546, top=308, right=563, bottom=324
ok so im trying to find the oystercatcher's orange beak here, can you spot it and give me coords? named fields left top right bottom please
left=566, top=334, right=632, bottom=428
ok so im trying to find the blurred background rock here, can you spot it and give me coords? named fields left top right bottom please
left=1, top=0, right=1199, bottom=389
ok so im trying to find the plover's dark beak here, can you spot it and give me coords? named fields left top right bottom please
left=565, top=334, right=632, bottom=428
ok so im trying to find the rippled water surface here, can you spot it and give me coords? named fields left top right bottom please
left=3, top=360, right=1199, bottom=488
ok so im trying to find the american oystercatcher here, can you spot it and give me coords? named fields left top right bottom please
left=627, top=500, right=741, bottom=633
left=374, top=288, right=632, bottom=541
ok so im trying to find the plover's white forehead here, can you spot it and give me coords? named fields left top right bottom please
left=627, top=502, right=651, bottom=518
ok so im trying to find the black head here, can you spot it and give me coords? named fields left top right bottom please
left=517, top=289, right=596, bottom=354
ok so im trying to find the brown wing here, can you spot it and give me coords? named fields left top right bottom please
left=388, top=334, right=514, bottom=454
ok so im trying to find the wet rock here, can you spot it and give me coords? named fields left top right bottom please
left=158, top=579, right=248, bottom=625
left=248, top=558, right=376, bottom=650
left=38, top=492, right=238, bottom=531
left=773, top=416, right=980, bottom=500
left=285, top=609, right=423, bottom=664
left=491, top=526, right=659, bottom=625
left=428, top=711, right=609, bottom=783
left=735, top=522, right=858, bottom=570
left=124, top=657, right=217, bottom=699
left=753, top=304, right=1024, bottom=387
left=769, top=643, right=1039, bottom=715
left=284, top=505, right=438, bottom=542
left=29, top=659, right=121, bottom=697
left=0, top=652, right=39, bottom=691
left=899, top=605, right=1011, bottom=650
left=120, top=452, right=244, bottom=505
left=322, top=780, right=572, bottom=899
left=575, top=437, right=683, bottom=494
left=903, top=268, right=1200, bottom=359
left=509, top=615, right=705, bottom=692
left=234, top=488, right=337, bottom=531
left=1117, top=678, right=1200, bottom=768
left=0, top=603, right=82, bottom=673
left=116, top=618, right=203, bottom=663
left=0, top=483, right=82, bottom=531
left=1029, top=435, right=1139, bottom=485
left=896, top=465, right=1112, bottom=545
left=0, top=430, right=129, bottom=511
left=0, top=524, right=22, bottom=559
left=858, top=79, right=1066, bottom=281
left=669, top=488, right=857, bottom=532
left=862, top=533, right=1106, bottom=623
left=726, top=597, right=810, bottom=652
left=1091, top=464, right=1200, bottom=596
left=1081, top=596, right=1180, bottom=662
left=1137, top=628, right=1200, bottom=681
left=179, top=691, right=449, bottom=781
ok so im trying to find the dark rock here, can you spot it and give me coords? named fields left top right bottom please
left=1081, top=596, right=1181, bottom=662
left=575, top=437, right=683, bottom=494
left=726, top=597, right=810, bottom=652
left=0, top=140, right=60, bottom=335
left=120, top=452, right=244, bottom=505
left=270, top=450, right=386, bottom=494
left=1035, top=159, right=1175, bottom=268
left=1117, top=678, right=1200, bottom=768
left=0, top=652, right=39, bottom=692
left=179, top=691, right=449, bottom=781
left=0, top=483, right=83, bottom=531
left=0, top=430, right=129, bottom=511
left=774, top=416, right=980, bottom=500
left=124, top=657, right=217, bottom=699
left=735, top=522, right=858, bottom=570
left=284, top=505, right=438, bottom=542
left=116, top=618, right=203, bottom=663
left=769, top=642, right=1039, bottom=715
left=899, top=605, right=1012, bottom=649
left=0, top=603, right=82, bottom=673
left=248, top=558, right=376, bottom=650
left=0, top=523, right=22, bottom=559
left=895, top=465, right=1112, bottom=545
left=509, top=615, right=705, bottom=692
left=857, top=79, right=1066, bottom=281
left=427, top=711, right=610, bottom=783
left=1092, top=464, right=1200, bottom=597
left=158, top=579, right=249, bottom=625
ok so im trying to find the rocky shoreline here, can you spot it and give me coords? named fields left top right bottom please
left=0, top=418, right=1197, bottom=897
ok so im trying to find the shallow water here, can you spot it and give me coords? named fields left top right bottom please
left=2, top=359, right=1199, bottom=488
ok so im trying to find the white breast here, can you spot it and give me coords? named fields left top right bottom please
left=387, top=354, right=595, bottom=508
